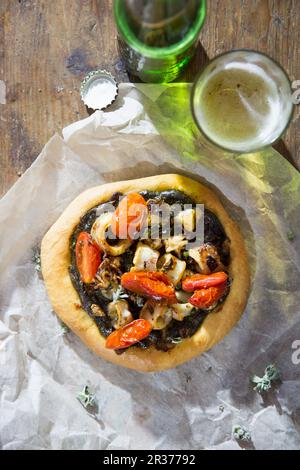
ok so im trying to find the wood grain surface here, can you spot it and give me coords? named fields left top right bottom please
left=0, top=0, right=299, bottom=196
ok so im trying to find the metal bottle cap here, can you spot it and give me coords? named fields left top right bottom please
left=80, top=70, right=118, bottom=111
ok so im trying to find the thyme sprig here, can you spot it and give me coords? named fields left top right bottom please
left=32, top=249, right=41, bottom=272
left=112, top=286, right=129, bottom=302
left=135, top=295, right=145, bottom=307
left=77, top=385, right=97, bottom=409
left=251, top=364, right=280, bottom=394
left=60, top=322, right=70, bottom=335
left=233, top=425, right=251, bottom=442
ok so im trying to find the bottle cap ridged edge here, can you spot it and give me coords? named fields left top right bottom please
left=80, top=69, right=119, bottom=111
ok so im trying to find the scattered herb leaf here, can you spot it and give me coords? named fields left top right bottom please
left=32, top=249, right=41, bottom=272
left=219, top=404, right=225, bottom=412
left=61, top=322, right=70, bottom=335
left=233, top=425, right=251, bottom=442
left=77, top=385, right=97, bottom=409
left=251, top=364, right=280, bottom=393
left=112, top=286, right=129, bottom=302
left=135, top=295, right=145, bottom=307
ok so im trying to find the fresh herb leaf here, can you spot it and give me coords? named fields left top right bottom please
left=61, top=322, right=70, bottom=335
left=32, top=249, right=41, bottom=272
left=265, top=364, right=280, bottom=381
left=135, top=295, right=145, bottom=307
left=77, top=385, right=97, bottom=409
left=233, top=425, right=251, bottom=442
left=183, top=251, right=189, bottom=258
left=112, top=286, right=129, bottom=302
left=251, top=364, right=280, bottom=393
left=219, top=404, right=225, bottom=412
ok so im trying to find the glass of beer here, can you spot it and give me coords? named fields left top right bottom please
left=191, top=50, right=294, bottom=153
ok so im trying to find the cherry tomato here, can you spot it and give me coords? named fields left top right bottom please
left=182, top=272, right=228, bottom=292
left=75, top=232, right=102, bottom=283
left=111, top=193, right=148, bottom=240
left=121, top=271, right=177, bottom=304
left=106, top=319, right=152, bottom=350
left=189, top=283, right=227, bottom=309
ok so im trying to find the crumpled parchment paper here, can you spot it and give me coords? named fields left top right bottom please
left=1, top=83, right=300, bottom=450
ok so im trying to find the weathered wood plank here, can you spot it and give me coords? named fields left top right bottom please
left=0, top=0, right=299, bottom=196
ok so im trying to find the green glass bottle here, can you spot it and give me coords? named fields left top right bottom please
left=114, top=0, right=206, bottom=83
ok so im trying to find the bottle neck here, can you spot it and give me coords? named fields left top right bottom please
left=114, top=0, right=206, bottom=58
left=126, top=0, right=201, bottom=47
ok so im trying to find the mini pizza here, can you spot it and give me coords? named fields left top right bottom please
left=41, top=174, right=250, bottom=372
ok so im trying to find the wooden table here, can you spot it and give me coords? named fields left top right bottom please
left=0, top=0, right=299, bottom=197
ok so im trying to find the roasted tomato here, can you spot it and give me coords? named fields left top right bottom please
left=106, top=319, right=152, bottom=350
left=121, top=271, right=177, bottom=304
left=75, top=232, right=102, bottom=283
left=182, top=272, right=228, bottom=292
left=189, top=283, right=227, bottom=309
left=111, top=193, right=148, bottom=240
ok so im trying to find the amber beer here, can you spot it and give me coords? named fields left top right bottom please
left=192, top=50, right=294, bottom=153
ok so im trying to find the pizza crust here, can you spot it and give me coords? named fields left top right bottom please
left=41, top=174, right=250, bottom=372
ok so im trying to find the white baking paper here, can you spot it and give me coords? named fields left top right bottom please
left=0, top=83, right=300, bottom=450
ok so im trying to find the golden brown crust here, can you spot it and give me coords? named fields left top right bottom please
left=41, top=175, right=250, bottom=372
